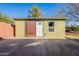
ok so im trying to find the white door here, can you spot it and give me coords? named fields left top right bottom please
left=36, top=21, right=43, bottom=36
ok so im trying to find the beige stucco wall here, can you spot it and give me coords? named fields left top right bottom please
left=44, top=20, right=65, bottom=39
left=15, top=20, right=65, bottom=39
left=15, top=21, right=25, bottom=38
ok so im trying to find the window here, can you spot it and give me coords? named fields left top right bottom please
left=49, top=27, right=54, bottom=32
left=49, top=22, right=54, bottom=27
left=48, top=21, right=54, bottom=32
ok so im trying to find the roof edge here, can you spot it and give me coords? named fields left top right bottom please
left=14, top=18, right=66, bottom=21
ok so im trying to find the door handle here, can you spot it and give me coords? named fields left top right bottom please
left=45, top=33, right=46, bottom=35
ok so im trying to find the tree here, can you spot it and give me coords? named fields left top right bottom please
left=62, top=4, right=79, bottom=22
left=68, top=3, right=79, bottom=21
left=57, top=4, right=79, bottom=28
left=28, top=5, right=42, bottom=18
left=0, top=13, right=15, bottom=25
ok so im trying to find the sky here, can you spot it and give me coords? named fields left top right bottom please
left=0, top=3, right=79, bottom=25
left=0, top=3, right=66, bottom=18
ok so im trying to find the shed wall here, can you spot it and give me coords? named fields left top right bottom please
left=15, top=21, right=25, bottom=38
left=15, top=20, right=65, bottom=39
left=44, top=20, right=65, bottom=39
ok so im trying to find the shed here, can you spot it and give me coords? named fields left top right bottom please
left=15, top=18, right=66, bottom=39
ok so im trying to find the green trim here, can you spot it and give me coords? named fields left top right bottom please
left=14, top=18, right=66, bottom=21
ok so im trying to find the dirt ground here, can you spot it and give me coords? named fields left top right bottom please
left=65, top=32, right=79, bottom=39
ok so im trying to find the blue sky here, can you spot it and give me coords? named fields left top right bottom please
left=0, top=3, right=66, bottom=18
left=0, top=3, right=79, bottom=25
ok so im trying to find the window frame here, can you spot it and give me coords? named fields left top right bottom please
left=48, top=21, right=54, bottom=32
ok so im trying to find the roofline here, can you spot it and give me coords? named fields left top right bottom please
left=14, top=18, right=66, bottom=21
